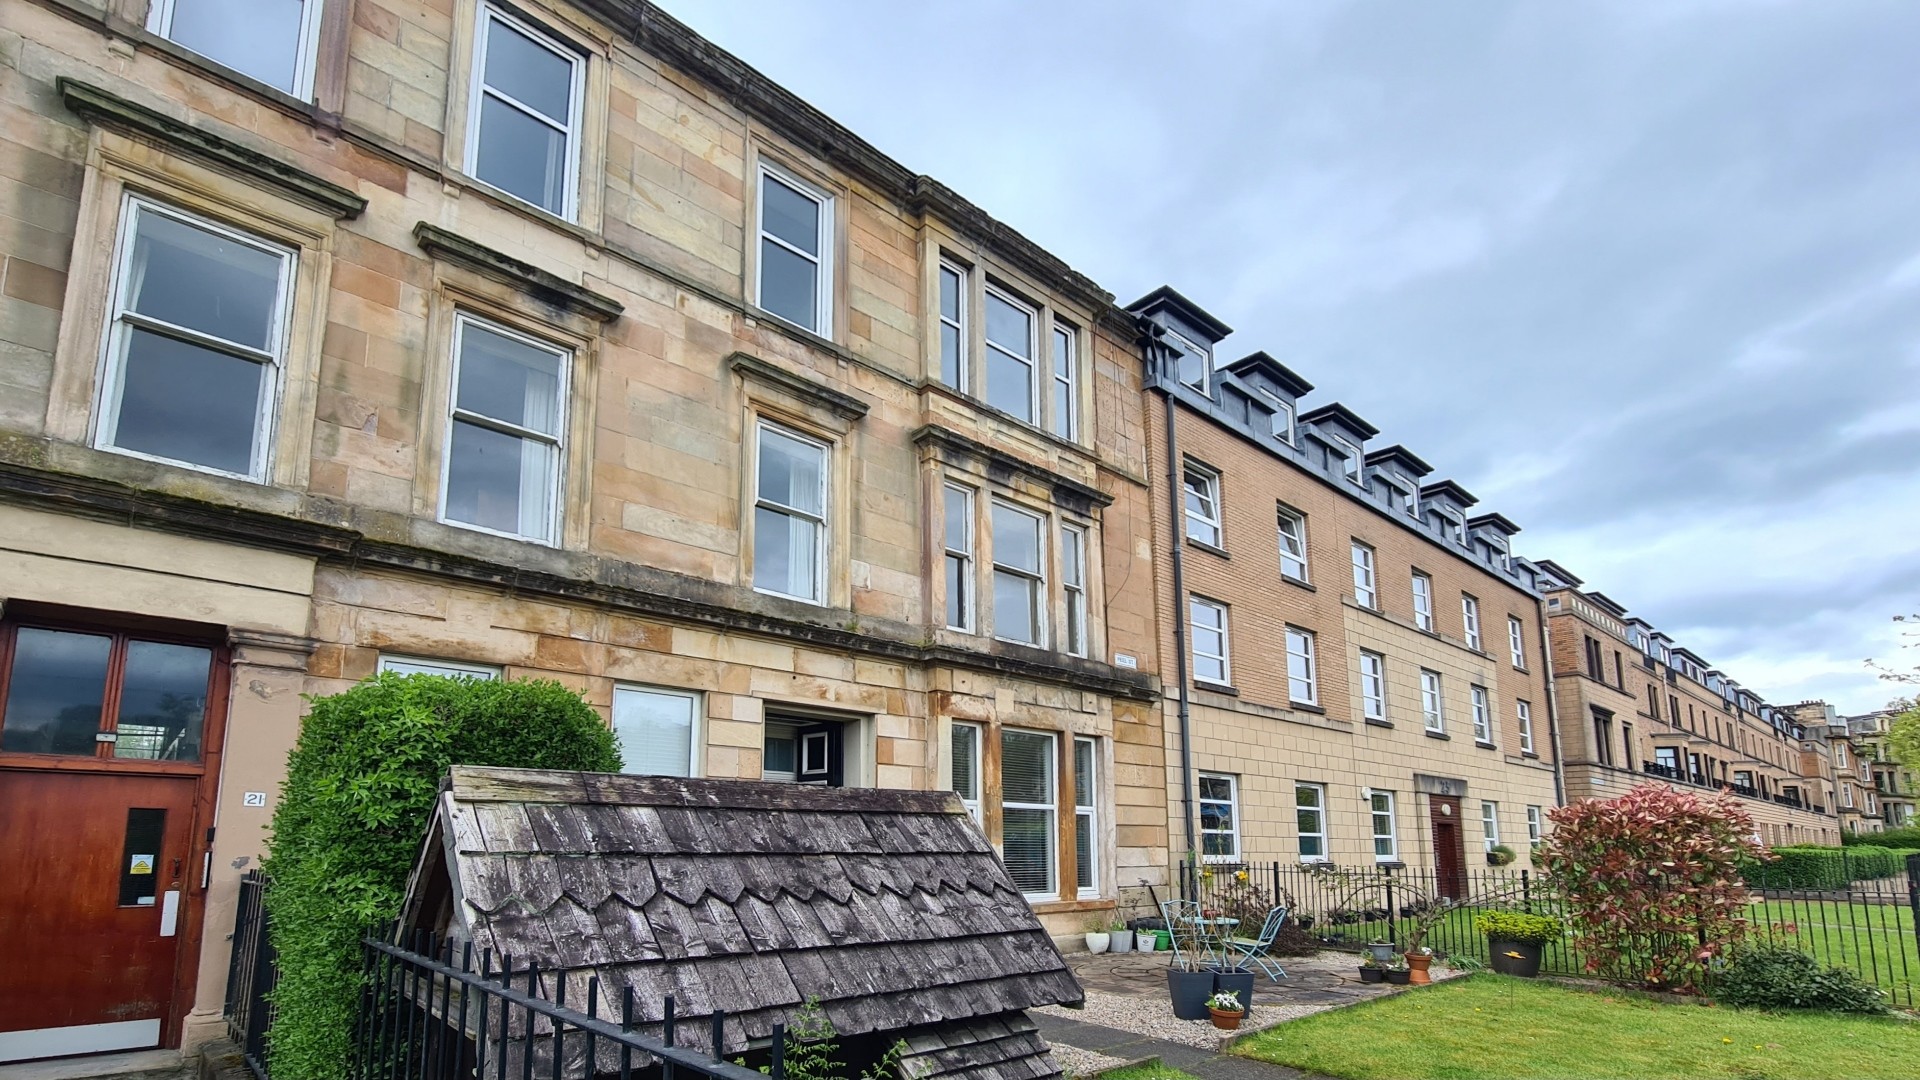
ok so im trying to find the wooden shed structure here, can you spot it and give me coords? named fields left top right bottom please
left=400, top=766, right=1083, bottom=1080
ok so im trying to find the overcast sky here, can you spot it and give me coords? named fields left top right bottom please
left=669, top=0, right=1920, bottom=713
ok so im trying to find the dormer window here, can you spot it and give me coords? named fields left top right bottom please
left=1255, top=389, right=1296, bottom=444
left=1168, top=328, right=1211, bottom=394
left=1329, top=435, right=1363, bottom=485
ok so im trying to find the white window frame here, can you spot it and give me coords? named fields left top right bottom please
left=1050, top=321, right=1078, bottom=441
left=465, top=4, right=586, bottom=220
left=990, top=500, right=1048, bottom=647
left=1526, top=805, right=1543, bottom=846
left=1184, top=464, right=1223, bottom=548
left=1257, top=388, right=1296, bottom=444
left=755, top=161, right=835, bottom=335
left=1359, top=650, right=1387, bottom=722
left=1276, top=505, right=1309, bottom=583
left=983, top=284, right=1039, bottom=423
left=1509, top=616, right=1527, bottom=668
left=1421, top=669, right=1445, bottom=733
left=96, top=196, right=296, bottom=483
left=147, top=0, right=327, bottom=99
left=1330, top=435, right=1364, bottom=485
left=1073, top=735, right=1098, bottom=899
left=1295, top=781, right=1328, bottom=863
left=1412, top=572, right=1435, bottom=631
left=1462, top=595, right=1482, bottom=651
left=1286, top=626, right=1318, bottom=705
left=1481, top=801, right=1501, bottom=852
left=1370, top=790, right=1398, bottom=863
left=1168, top=327, right=1210, bottom=394
left=751, top=421, right=830, bottom=605
left=1190, top=596, right=1231, bottom=687
left=938, top=258, right=968, bottom=391
left=1000, top=728, right=1059, bottom=901
left=1471, top=685, right=1492, bottom=744
left=950, top=720, right=982, bottom=822
left=1351, top=542, right=1377, bottom=607
left=436, top=314, right=570, bottom=545
left=1198, top=772, right=1240, bottom=862
left=377, top=655, right=501, bottom=680
left=611, top=684, right=702, bottom=778
left=943, top=483, right=975, bottom=632
left=1061, top=522, right=1089, bottom=658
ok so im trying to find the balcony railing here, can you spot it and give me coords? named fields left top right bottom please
left=1642, top=761, right=1683, bottom=781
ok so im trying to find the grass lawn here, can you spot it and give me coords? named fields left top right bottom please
left=1232, top=975, right=1920, bottom=1080
left=1092, top=1066, right=1203, bottom=1080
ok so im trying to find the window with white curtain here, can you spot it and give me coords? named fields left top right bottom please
left=1360, top=651, right=1387, bottom=721
left=1000, top=729, right=1057, bottom=899
left=1276, top=506, right=1309, bottom=582
left=943, top=484, right=975, bottom=631
left=98, top=198, right=294, bottom=481
left=1371, top=790, right=1398, bottom=862
left=950, top=721, right=981, bottom=822
left=1074, top=736, right=1097, bottom=898
left=1351, top=542, right=1377, bottom=607
left=984, top=287, right=1038, bottom=422
left=939, top=259, right=968, bottom=390
left=1472, top=685, right=1492, bottom=743
left=1462, top=595, right=1483, bottom=651
left=1286, top=627, right=1317, bottom=704
left=1412, top=572, right=1435, bottom=631
left=440, top=315, right=567, bottom=544
left=1061, top=523, right=1088, bottom=657
left=1191, top=597, right=1230, bottom=686
left=991, top=502, right=1045, bottom=646
left=757, top=163, right=834, bottom=333
left=612, top=685, right=698, bottom=777
left=1199, top=773, right=1239, bottom=860
left=148, top=0, right=325, bottom=97
left=1051, top=322, right=1078, bottom=440
left=1518, top=700, right=1535, bottom=753
left=752, top=423, right=828, bottom=603
left=378, top=655, right=500, bottom=680
left=1296, top=782, right=1327, bottom=862
left=1421, top=669, right=1445, bottom=733
left=467, top=4, right=584, bottom=218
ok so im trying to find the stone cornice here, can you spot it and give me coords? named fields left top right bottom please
left=0, top=459, right=1152, bottom=701
left=911, top=424, right=1114, bottom=512
left=412, top=223, right=624, bottom=321
left=58, top=78, right=367, bottom=220
left=727, top=352, right=869, bottom=420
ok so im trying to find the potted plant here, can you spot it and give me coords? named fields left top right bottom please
left=1486, top=843, right=1518, bottom=867
left=1206, top=990, right=1244, bottom=1030
left=1083, top=916, right=1111, bottom=955
left=1357, top=952, right=1386, bottom=984
left=1473, top=910, right=1563, bottom=978
left=1384, top=956, right=1412, bottom=986
left=1364, top=940, right=1396, bottom=964
left=1317, top=865, right=1525, bottom=987
left=1211, top=961, right=1255, bottom=1017
left=1166, top=940, right=1214, bottom=1020
left=1109, top=919, right=1135, bottom=953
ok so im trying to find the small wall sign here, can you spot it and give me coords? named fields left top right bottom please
left=242, top=791, right=268, bottom=807
left=128, top=853, right=155, bottom=875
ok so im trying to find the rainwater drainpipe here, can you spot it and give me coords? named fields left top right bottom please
left=1145, top=321, right=1198, bottom=859
left=1536, top=596, right=1567, bottom=806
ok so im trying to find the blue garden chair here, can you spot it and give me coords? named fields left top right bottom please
left=1224, top=904, right=1291, bottom=981
left=1159, top=899, right=1204, bottom=970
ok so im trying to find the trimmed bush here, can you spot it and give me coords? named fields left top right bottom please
left=1473, top=910, right=1564, bottom=946
left=1713, top=945, right=1889, bottom=1014
left=1743, top=845, right=1915, bottom=888
left=262, top=674, right=621, bottom=1080
left=1843, top=825, right=1920, bottom=849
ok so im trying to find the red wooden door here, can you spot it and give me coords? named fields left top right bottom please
left=0, top=771, right=198, bottom=1060
left=1429, top=796, right=1468, bottom=901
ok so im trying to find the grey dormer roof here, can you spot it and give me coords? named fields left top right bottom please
left=1467, top=512, right=1521, bottom=537
left=1364, top=445, right=1435, bottom=479
left=1419, top=479, right=1479, bottom=510
left=1125, top=285, right=1233, bottom=343
left=1222, top=351, right=1314, bottom=398
left=1298, top=402, right=1381, bottom=441
left=1586, top=592, right=1629, bottom=617
left=402, top=767, right=1080, bottom=1078
left=1533, top=560, right=1583, bottom=588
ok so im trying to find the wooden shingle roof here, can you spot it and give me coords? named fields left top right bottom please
left=404, top=766, right=1082, bottom=1069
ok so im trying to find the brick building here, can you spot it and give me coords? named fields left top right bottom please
left=1129, top=288, right=1563, bottom=890
left=1847, top=708, right=1918, bottom=830
left=0, top=0, right=1169, bottom=1060
left=1538, top=566, right=1841, bottom=847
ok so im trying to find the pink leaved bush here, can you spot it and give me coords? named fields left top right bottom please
left=1539, top=783, right=1770, bottom=993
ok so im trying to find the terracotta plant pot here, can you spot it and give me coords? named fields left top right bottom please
left=1208, top=1006, right=1243, bottom=1030
left=1405, top=952, right=1433, bottom=985
left=1358, top=966, right=1385, bottom=983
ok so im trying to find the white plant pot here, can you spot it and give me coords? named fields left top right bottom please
left=1110, top=930, right=1134, bottom=953
left=1084, top=932, right=1111, bottom=954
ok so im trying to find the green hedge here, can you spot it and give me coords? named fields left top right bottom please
left=1844, top=825, right=1920, bottom=850
left=262, top=674, right=621, bottom=1080
left=1743, top=845, right=1919, bottom=888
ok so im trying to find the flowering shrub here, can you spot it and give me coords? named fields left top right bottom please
left=1538, top=783, right=1768, bottom=992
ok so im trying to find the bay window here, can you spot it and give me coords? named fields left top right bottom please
left=441, top=315, right=568, bottom=544
left=468, top=5, right=585, bottom=218
left=148, top=0, right=324, bottom=98
left=991, top=502, right=1046, bottom=645
left=1000, top=729, right=1057, bottom=899
left=752, top=423, right=829, bottom=603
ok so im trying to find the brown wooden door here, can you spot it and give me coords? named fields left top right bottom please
left=0, top=770, right=198, bottom=1060
left=1428, top=796, right=1467, bottom=901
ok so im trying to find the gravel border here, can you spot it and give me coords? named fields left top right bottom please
left=1049, top=1044, right=1132, bottom=1078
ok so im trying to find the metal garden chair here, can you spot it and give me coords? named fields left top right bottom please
left=1159, top=899, right=1204, bottom=969
left=1224, top=904, right=1291, bottom=981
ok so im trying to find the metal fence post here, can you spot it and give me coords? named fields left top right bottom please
left=1907, top=853, right=1920, bottom=943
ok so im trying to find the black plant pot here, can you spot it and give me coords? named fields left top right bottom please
left=1488, top=939, right=1543, bottom=978
left=1358, top=967, right=1385, bottom=984
left=1385, top=969, right=1411, bottom=985
left=1212, top=969, right=1256, bottom=1016
left=1168, top=968, right=1215, bottom=1020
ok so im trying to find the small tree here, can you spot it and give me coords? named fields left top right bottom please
left=263, top=673, right=621, bottom=1080
left=1885, top=698, right=1920, bottom=768
left=1539, top=783, right=1767, bottom=992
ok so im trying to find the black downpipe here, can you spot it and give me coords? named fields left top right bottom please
left=1535, top=598, right=1567, bottom=806
left=1145, top=322, right=1197, bottom=859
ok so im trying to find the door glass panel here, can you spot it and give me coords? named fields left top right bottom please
left=1, top=628, right=113, bottom=755
left=114, top=642, right=213, bottom=761
left=119, top=808, right=166, bottom=907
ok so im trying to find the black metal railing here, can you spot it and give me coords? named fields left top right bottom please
left=224, top=870, right=276, bottom=1080
left=1642, top=761, right=1682, bottom=781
